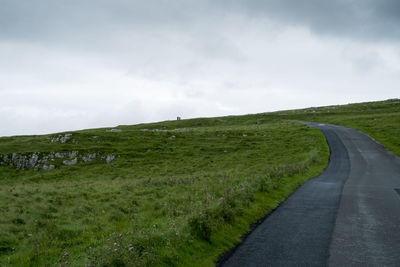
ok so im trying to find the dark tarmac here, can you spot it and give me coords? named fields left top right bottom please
left=220, top=122, right=400, bottom=267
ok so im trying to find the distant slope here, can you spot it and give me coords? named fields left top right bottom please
left=276, top=98, right=400, bottom=156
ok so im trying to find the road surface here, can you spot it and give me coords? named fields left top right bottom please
left=219, top=122, right=400, bottom=267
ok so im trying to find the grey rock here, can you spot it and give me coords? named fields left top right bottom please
left=27, top=153, right=39, bottom=169
left=42, top=164, right=55, bottom=171
left=12, top=153, right=27, bottom=170
left=1, top=151, right=118, bottom=170
left=39, top=159, right=48, bottom=164
left=82, top=153, right=97, bottom=162
left=63, top=158, right=77, bottom=165
left=55, top=152, right=65, bottom=158
left=69, top=151, right=79, bottom=158
left=108, top=129, right=121, bottom=132
left=51, top=133, right=72, bottom=143
left=105, top=155, right=115, bottom=163
left=60, top=134, right=72, bottom=143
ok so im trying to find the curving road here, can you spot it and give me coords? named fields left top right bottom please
left=219, top=122, right=400, bottom=267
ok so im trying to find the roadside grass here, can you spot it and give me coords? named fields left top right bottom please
left=277, top=98, right=400, bottom=156
left=0, top=118, right=328, bottom=266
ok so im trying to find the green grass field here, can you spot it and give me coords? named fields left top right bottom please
left=0, top=98, right=398, bottom=266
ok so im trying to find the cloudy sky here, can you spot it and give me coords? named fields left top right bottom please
left=1, top=0, right=399, bottom=136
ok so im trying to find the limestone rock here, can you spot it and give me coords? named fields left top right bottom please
left=60, top=134, right=72, bottom=143
left=55, top=152, right=65, bottom=158
left=63, top=158, right=77, bottom=165
left=105, top=155, right=115, bottom=163
left=1, top=150, right=118, bottom=170
left=82, top=153, right=97, bottom=162
left=42, top=164, right=55, bottom=171
left=51, top=133, right=72, bottom=143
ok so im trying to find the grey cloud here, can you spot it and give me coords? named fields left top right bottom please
left=2, top=0, right=399, bottom=51
left=0, top=0, right=210, bottom=42
left=223, top=0, right=400, bottom=42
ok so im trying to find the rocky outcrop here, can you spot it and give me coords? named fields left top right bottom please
left=55, top=151, right=79, bottom=159
left=0, top=151, right=117, bottom=171
left=51, top=133, right=73, bottom=143
left=42, top=164, right=55, bottom=171
left=63, top=158, right=78, bottom=165
left=105, top=155, right=115, bottom=164
left=82, top=153, right=97, bottom=162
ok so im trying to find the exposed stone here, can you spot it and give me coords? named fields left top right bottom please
left=55, top=152, right=65, bottom=158
left=51, top=133, right=72, bottom=143
left=82, top=153, right=97, bottom=162
left=12, top=153, right=27, bottom=170
left=1, top=151, right=118, bottom=170
left=108, top=129, right=121, bottom=132
left=60, top=134, right=72, bottom=143
left=27, top=153, right=39, bottom=169
left=55, top=151, right=78, bottom=159
left=42, top=164, right=55, bottom=171
left=38, top=158, right=49, bottom=164
left=105, top=155, right=115, bottom=163
left=69, top=151, right=79, bottom=158
left=63, top=158, right=78, bottom=165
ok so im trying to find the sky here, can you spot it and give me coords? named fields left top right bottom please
left=1, top=0, right=399, bottom=136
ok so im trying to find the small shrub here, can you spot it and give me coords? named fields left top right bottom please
left=189, top=212, right=213, bottom=242
left=12, top=218, right=25, bottom=225
left=0, top=235, right=15, bottom=253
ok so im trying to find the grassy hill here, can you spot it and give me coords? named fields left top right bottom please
left=0, top=98, right=398, bottom=266
left=277, top=98, right=400, bottom=156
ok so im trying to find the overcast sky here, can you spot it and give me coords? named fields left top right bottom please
left=1, top=0, right=399, bottom=136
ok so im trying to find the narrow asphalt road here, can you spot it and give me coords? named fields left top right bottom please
left=219, top=122, right=400, bottom=267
